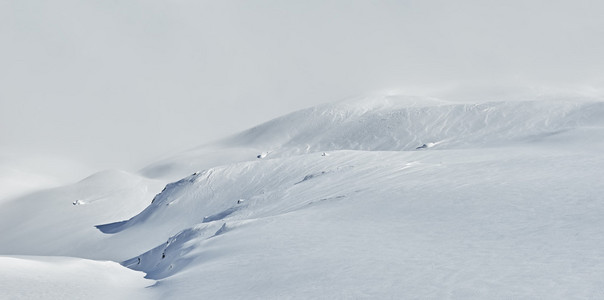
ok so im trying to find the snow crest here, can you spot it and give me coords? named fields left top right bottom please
left=143, top=97, right=604, bottom=179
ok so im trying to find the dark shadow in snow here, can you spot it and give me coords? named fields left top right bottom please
left=307, top=195, right=347, bottom=207
left=213, top=223, right=229, bottom=236
left=94, top=174, right=201, bottom=234
left=318, top=195, right=346, bottom=202
left=145, top=281, right=162, bottom=289
left=95, top=220, right=129, bottom=234
left=202, top=206, right=240, bottom=223
left=295, top=171, right=327, bottom=185
left=123, top=222, right=232, bottom=280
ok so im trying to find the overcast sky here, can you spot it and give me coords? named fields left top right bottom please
left=1, top=0, right=603, bottom=171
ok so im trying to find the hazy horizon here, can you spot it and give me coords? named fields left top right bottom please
left=3, top=2, right=604, bottom=296
left=2, top=0, right=604, bottom=172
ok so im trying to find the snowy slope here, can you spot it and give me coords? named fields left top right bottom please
left=125, top=147, right=604, bottom=298
left=142, top=95, right=604, bottom=179
left=2, top=95, right=604, bottom=299
left=0, top=169, right=165, bottom=260
left=0, top=256, right=154, bottom=300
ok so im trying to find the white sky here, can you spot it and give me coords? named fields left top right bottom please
left=1, top=0, right=603, bottom=171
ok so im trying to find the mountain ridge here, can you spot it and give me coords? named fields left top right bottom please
left=141, top=96, right=604, bottom=179
left=2, top=95, right=604, bottom=299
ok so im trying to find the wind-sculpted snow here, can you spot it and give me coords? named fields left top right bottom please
left=122, top=222, right=230, bottom=279
left=3, top=97, right=604, bottom=299
left=228, top=99, right=600, bottom=151
left=122, top=144, right=604, bottom=298
left=97, top=156, right=361, bottom=247
left=142, top=97, right=604, bottom=179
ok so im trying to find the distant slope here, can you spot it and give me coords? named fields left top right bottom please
left=142, top=96, right=604, bottom=179
left=0, top=154, right=93, bottom=202
left=0, top=170, right=164, bottom=260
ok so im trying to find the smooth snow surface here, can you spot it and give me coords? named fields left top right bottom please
left=0, top=256, right=154, bottom=299
left=2, top=96, right=604, bottom=299
left=0, top=169, right=165, bottom=260
left=0, top=154, right=93, bottom=202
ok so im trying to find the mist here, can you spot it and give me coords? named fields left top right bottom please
left=1, top=0, right=603, bottom=171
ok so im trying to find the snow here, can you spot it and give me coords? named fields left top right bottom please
left=2, top=95, right=604, bottom=299
left=0, top=256, right=154, bottom=299
left=0, top=169, right=165, bottom=260
left=143, top=96, right=603, bottom=180
left=0, top=154, right=93, bottom=202
left=126, top=146, right=604, bottom=298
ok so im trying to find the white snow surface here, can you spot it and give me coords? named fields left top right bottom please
left=2, top=95, right=604, bottom=299
left=142, top=95, right=604, bottom=179
left=0, top=256, right=154, bottom=299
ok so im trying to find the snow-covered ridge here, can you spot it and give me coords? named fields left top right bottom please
left=226, top=97, right=602, bottom=150
left=116, top=144, right=604, bottom=298
left=142, top=96, right=604, bottom=179
left=3, top=96, right=604, bottom=299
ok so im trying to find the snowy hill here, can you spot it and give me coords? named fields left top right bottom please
left=0, top=256, right=154, bottom=300
left=0, top=169, right=165, bottom=260
left=2, top=95, right=604, bottom=299
left=142, top=95, right=604, bottom=179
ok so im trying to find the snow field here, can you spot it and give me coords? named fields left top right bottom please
left=0, top=256, right=155, bottom=300
left=2, top=96, right=604, bottom=299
